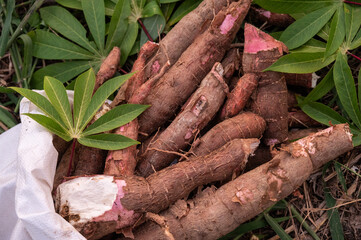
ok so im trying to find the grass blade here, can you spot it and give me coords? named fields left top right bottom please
left=80, top=73, right=134, bottom=131
left=18, top=34, right=33, bottom=86
left=334, top=52, right=361, bottom=129
left=264, top=213, right=292, bottom=240
left=266, top=52, right=336, bottom=73
left=40, top=6, right=99, bottom=55
left=78, top=133, right=139, bottom=150
left=81, top=0, right=105, bottom=51
left=73, top=69, right=96, bottom=131
left=24, top=113, right=71, bottom=141
left=280, top=5, right=336, bottom=50
left=325, top=7, right=345, bottom=58
left=83, top=104, right=149, bottom=136
left=0, top=0, right=15, bottom=56
left=334, top=161, right=347, bottom=192
left=0, top=107, right=17, bottom=128
left=44, top=76, right=73, bottom=129
left=32, top=30, right=94, bottom=60
left=105, top=0, right=131, bottom=51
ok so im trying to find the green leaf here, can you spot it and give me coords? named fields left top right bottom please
left=142, top=0, right=162, bottom=18
left=83, top=104, right=149, bottom=135
left=40, top=6, right=99, bottom=55
left=325, top=7, right=345, bottom=58
left=0, top=87, right=16, bottom=93
left=73, top=69, right=96, bottom=131
left=290, top=38, right=327, bottom=53
left=0, top=107, right=17, bottom=128
left=162, top=3, right=176, bottom=22
left=298, top=101, right=348, bottom=126
left=280, top=5, right=336, bottom=50
left=56, top=0, right=115, bottom=16
left=344, top=3, right=361, bottom=47
left=160, top=0, right=180, bottom=3
left=324, top=185, right=345, bottom=240
left=334, top=161, right=347, bottom=192
left=18, top=34, right=33, bottom=81
left=80, top=73, right=134, bottom=130
left=81, top=0, right=105, bottom=51
left=44, top=76, right=73, bottom=129
left=318, top=21, right=331, bottom=41
left=219, top=216, right=290, bottom=240
left=264, top=213, right=292, bottom=240
left=32, top=30, right=94, bottom=60
left=167, top=0, right=202, bottom=27
left=0, top=0, right=15, bottom=56
left=266, top=52, right=336, bottom=73
left=253, top=0, right=337, bottom=14
left=78, top=133, right=139, bottom=150
left=350, top=28, right=361, bottom=50
left=301, top=67, right=334, bottom=104
left=31, top=61, right=98, bottom=89
left=140, top=14, right=165, bottom=46
left=23, top=113, right=71, bottom=141
left=120, top=22, right=139, bottom=66
left=105, top=0, right=131, bottom=51
left=9, top=87, right=65, bottom=128
left=334, top=52, right=361, bottom=129
left=358, top=68, right=361, bottom=111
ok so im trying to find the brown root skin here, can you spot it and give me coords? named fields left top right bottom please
left=144, top=0, right=239, bottom=79
left=285, top=73, right=316, bottom=88
left=138, top=0, right=251, bottom=136
left=221, top=48, right=241, bottom=82
left=94, top=47, right=121, bottom=92
left=287, top=90, right=298, bottom=111
left=74, top=146, right=106, bottom=176
left=243, top=24, right=288, bottom=145
left=129, top=124, right=353, bottom=240
left=288, top=110, right=322, bottom=128
left=52, top=135, right=71, bottom=163
left=56, top=138, right=259, bottom=239
left=220, top=73, right=258, bottom=120
left=137, top=62, right=228, bottom=177
left=245, top=145, right=273, bottom=171
left=249, top=6, right=294, bottom=28
left=191, top=112, right=266, bottom=157
left=286, top=128, right=322, bottom=143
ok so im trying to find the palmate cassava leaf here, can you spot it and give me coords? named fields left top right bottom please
left=79, top=73, right=134, bottom=131
left=344, top=3, right=361, bottom=46
left=78, top=133, right=139, bottom=150
left=32, top=30, right=94, bottom=60
left=301, top=67, right=334, bottom=104
left=290, top=38, right=326, bottom=53
left=73, top=69, right=95, bottom=131
left=83, top=104, right=149, bottom=136
left=166, top=0, right=202, bottom=27
left=23, top=113, right=72, bottom=141
left=105, top=0, right=131, bottom=51
left=324, top=7, right=345, bottom=58
left=55, top=0, right=116, bottom=16
left=44, top=76, right=73, bottom=129
left=120, top=21, right=139, bottom=66
left=334, top=52, right=361, bottom=129
left=31, top=61, right=99, bottom=89
left=266, top=52, right=336, bottom=73
left=9, top=87, right=65, bottom=128
left=358, top=67, right=361, bottom=111
left=140, top=0, right=165, bottom=46
left=81, top=0, right=105, bottom=52
left=40, top=6, right=99, bottom=55
left=279, top=5, right=336, bottom=49
left=350, top=26, right=361, bottom=50
left=253, top=0, right=337, bottom=14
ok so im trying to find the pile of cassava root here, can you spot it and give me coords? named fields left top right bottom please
left=51, top=0, right=354, bottom=239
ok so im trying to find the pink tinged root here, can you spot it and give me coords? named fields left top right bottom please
left=92, top=180, right=139, bottom=229
left=220, top=13, right=238, bottom=35
left=152, top=61, right=161, bottom=74
left=244, top=23, right=287, bottom=54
